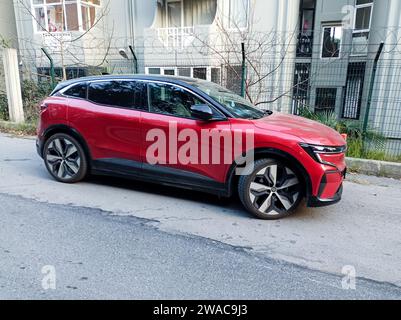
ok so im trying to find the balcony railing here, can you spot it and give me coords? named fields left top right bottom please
left=157, top=27, right=195, bottom=49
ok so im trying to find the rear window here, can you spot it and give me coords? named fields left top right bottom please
left=64, top=83, right=87, bottom=99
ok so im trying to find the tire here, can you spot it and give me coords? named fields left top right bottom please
left=238, top=158, right=303, bottom=220
left=43, top=133, right=88, bottom=183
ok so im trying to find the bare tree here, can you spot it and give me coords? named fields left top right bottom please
left=187, top=8, right=346, bottom=112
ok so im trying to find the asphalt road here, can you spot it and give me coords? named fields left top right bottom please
left=1, top=192, right=401, bottom=299
left=0, top=133, right=401, bottom=299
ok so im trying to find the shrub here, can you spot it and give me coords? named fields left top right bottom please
left=20, top=80, right=53, bottom=123
left=346, top=136, right=363, bottom=158
left=297, top=106, right=400, bottom=162
left=0, top=93, right=8, bottom=121
left=0, top=80, right=53, bottom=123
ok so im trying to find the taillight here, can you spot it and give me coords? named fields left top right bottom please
left=40, top=103, right=48, bottom=111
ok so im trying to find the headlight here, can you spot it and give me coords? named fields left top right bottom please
left=300, top=143, right=346, bottom=167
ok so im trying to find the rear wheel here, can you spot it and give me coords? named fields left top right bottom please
left=43, top=133, right=88, bottom=183
left=238, top=159, right=303, bottom=220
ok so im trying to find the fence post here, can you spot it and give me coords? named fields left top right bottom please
left=2, top=48, right=24, bottom=123
left=363, top=42, right=384, bottom=135
left=41, top=48, right=56, bottom=88
left=241, top=42, right=247, bottom=98
left=129, top=45, right=138, bottom=74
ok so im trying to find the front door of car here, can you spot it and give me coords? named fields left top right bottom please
left=68, top=80, right=146, bottom=164
left=140, top=82, right=232, bottom=184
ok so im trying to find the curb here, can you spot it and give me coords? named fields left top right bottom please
left=346, top=157, right=401, bottom=180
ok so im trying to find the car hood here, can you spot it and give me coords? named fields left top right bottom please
left=253, top=112, right=346, bottom=146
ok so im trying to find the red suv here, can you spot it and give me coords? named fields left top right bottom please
left=37, top=75, right=346, bottom=219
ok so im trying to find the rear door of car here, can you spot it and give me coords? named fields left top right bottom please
left=67, top=79, right=147, bottom=166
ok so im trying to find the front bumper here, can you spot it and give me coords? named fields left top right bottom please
left=307, top=184, right=343, bottom=207
left=307, top=168, right=346, bottom=207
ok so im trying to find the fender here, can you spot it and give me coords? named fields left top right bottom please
left=225, top=147, right=312, bottom=199
left=41, top=124, right=92, bottom=163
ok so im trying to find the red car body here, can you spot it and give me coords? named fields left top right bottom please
left=37, top=75, right=346, bottom=215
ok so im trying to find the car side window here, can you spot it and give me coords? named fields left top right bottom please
left=64, top=83, right=87, bottom=99
left=147, top=82, right=205, bottom=118
left=88, top=80, right=146, bottom=110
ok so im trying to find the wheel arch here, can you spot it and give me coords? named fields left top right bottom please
left=42, top=124, right=92, bottom=165
left=226, top=148, right=312, bottom=199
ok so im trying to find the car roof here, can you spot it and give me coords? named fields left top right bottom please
left=50, top=74, right=212, bottom=95
left=49, top=74, right=237, bottom=118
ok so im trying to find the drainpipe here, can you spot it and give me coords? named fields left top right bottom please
left=363, top=41, right=384, bottom=135
left=41, top=47, right=56, bottom=88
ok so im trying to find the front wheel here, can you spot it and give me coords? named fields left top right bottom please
left=238, top=159, right=303, bottom=220
left=43, top=133, right=88, bottom=183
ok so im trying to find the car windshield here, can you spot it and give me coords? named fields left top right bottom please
left=190, top=80, right=269, bottom=120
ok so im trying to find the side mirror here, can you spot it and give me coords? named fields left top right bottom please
left=190, top=104, right=214, bottom=121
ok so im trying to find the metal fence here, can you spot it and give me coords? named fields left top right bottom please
left=4, top=32, right=401, bottom=157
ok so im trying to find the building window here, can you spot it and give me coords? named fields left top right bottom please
left=211, top=68, right=221, bottom=84
left=228, top=0, right=249, bottom=29
left=178, top=67, right=191, bottom=77
left=342, top=62, right=366, bottom=120
left=315, top=88, right=337, bottom=113
left=321, top=25, right=343, bottom=58
left=354, top=0, right=373, bottom=32
left=146, top=67, right=175, bottom=75
left=292, top=63, right=311, bottom=114
left=166, top=0, right=183, bottom=28
left=193, top=67, right=207, bottom=80
left=297, top=0, right=316, bottom=57
left=163, top=69, right=176, bottom=75
left=351, top=0, right=373, bottom=56
left=145, top=66, right=221, bottom=84
left=155, top=0, right=217, bottom=28
left=81, top=0, right=100, bottom=31
left=32, top=0, right=100, bottom=33
left=148, top=68, right=161, bottom=75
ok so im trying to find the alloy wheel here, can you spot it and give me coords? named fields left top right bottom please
left=248, top=163, right=301, bottom=215
left=45, top=137, right=81, bottom=180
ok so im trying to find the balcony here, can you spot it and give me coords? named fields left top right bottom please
left=150, top=0, right=217, bottom=49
